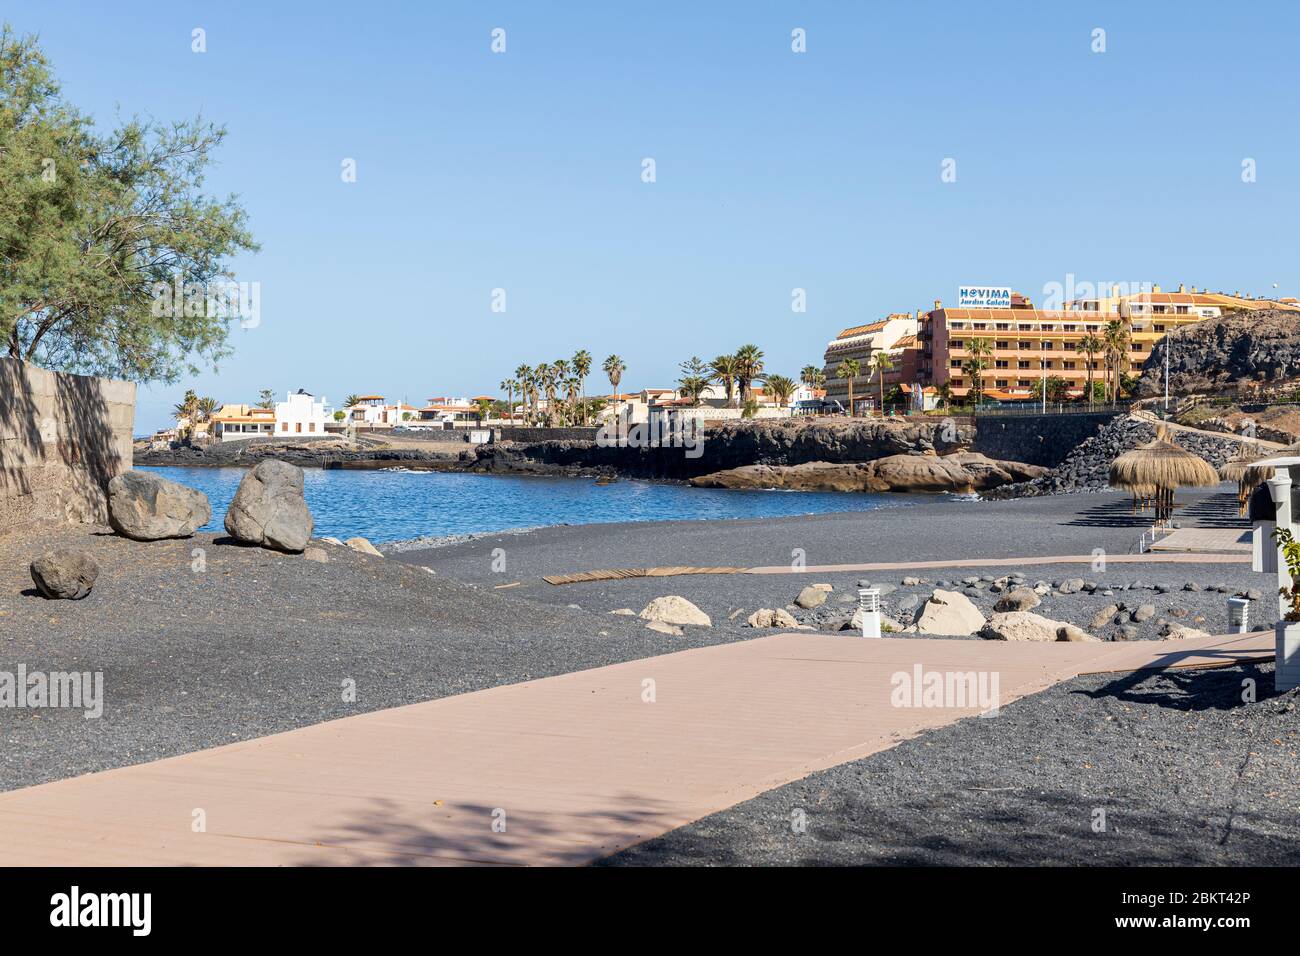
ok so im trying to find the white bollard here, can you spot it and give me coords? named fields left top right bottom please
left=858, top=588, right=881, bottom=639
left=1226, top=596, right=1250, bottom=635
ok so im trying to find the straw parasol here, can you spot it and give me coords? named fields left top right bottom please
left=1220, top=446, right=1270, bottom=515
left=1109, top=425, right=1220, bottom=523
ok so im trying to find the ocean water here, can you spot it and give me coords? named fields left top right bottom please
left=138, top=466, right=905, bottom=544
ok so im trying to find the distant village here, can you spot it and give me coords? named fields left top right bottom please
left=155, top=282, right=1300, bottom=444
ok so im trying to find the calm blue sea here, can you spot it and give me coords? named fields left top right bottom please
left=139, top=466, right=904, bottom=543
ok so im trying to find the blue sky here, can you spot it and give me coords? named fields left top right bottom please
left=12, top=1, right=1300, bottom=431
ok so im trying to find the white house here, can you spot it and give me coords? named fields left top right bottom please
left=274, top=388, right=332, bottom=437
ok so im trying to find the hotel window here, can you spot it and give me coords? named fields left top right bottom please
left=996, top=341, right=1009, bottom=350
left=995, top=323, right=1010, bottom=331
left=1017, top=360, right=1031, bottom=369
left=973, top=323, right=987, bottom=330
left=281, top=422, right=288, bottom=431
left=1041, top=324, right=1055, bottom=331
left=1041, top=341, right=1053, bottom=350
left=995, top=360, right=1009, bottom=369
left=1018, top=341, right=1032, bottom=349
left=1063, top=341, right=1075, bottom=351
left=1017, top=379, right=1032, bottom=387
left=1132, top=343, right=1144, bottom=352
left=1062, top=361, right=1076, bottom=370
left=950, top=359, right=962, bottom=368
left=995, top=380, right=1008, bottom=388
left=1063, top=324, right=1076, bottom=332
left=950, top=322, right=965, bottom=329
left=1154, top=324, right=1166, bottom=332
left=1086, top=325, right=1099, bottom=331
left=1176, top=306, right=1189, bottom=314
left=950, top=339, right=964, bottom=348
left=1153, top=305, right=1167, bottom=314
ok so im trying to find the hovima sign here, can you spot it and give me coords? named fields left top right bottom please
left=958, top=285, right=1012, bottom=308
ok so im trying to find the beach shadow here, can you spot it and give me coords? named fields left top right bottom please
left=1063, top=499, right=1157, bottom=529
left=1075, top=659, right=1278, bottom=712
left=1177, top=492, right=1251, bottom=530
left=284, top=792, right=682, bottom=866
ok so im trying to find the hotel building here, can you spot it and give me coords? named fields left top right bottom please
left=821, top=313, right=920, bottom=412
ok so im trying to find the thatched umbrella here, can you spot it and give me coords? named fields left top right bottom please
left=1109, top=426, right=1220, bottom=523
left=1220, top=447, right=1270, bottom=515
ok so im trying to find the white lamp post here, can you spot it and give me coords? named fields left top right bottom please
left=858, top=588, right=882, bottom=639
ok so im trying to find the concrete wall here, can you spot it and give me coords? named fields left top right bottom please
left=0, top=358, right=135, bottom=529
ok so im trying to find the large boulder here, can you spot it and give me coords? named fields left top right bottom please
left=107, top=471, right=211, bottom=541
left=29, top=549, right=100, bottom=600
left=794, top=585, right=829, bottom=609
left=748, top=608, right=799, bottom=628
left=993, top=587, right=1040, bottom=612
left=980, top=611, right=1090, bottom=642
left=224, top=459, right=314, bottom=553
left=639, top=595, right=711, bottom=628
left=912, top=589, right=985, bottom=635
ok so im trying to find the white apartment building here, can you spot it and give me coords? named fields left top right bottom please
left=274, top=388, right=333, bottom=437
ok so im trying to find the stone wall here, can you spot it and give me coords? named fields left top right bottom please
left=971, top=411, right=1121, bottom=468
left=0, top=358, right=135, bottom=529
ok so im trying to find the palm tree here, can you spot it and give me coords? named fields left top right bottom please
left=195, top=396, right=218, bottom=428
left=800, top=364, right=825, bottom=390
left=513, top=365, right=532, bottom=424
left=734, top=344, right=765, bottom=406
left=572, top=350, right=592, bottom=424
left=870, top=351, right=894, bottom=415
left=343, top=394, right=361, bottom=410
left=499, top=379, right=516, bottom=422
left=765, top=374, right=796, bottom=412
left=936, top=381, right=952, bottom=412
left=1103, top=319, right=1130, bottom=406
left=256, top=389, right=275, bottom=409
left=1078, top=333, right=1103, bottom=408
left=711, top=354, right=741, bottom=407
left=964, top=337, right=993, bottom=408
left=603, top=355, right=626, bottom=421
left=835, top=359, right=861, bottom=416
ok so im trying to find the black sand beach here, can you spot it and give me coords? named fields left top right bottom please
left=2, top=481, right=1289, bottom=866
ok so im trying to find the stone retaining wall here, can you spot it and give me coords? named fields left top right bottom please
left=0, top=358, right=135, bottom=529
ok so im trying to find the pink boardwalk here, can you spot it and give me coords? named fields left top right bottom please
left=0, top=631, right=1272, bottom=866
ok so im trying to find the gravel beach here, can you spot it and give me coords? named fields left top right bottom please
left=0, top=522, right=742, bottom=792
left=2, top=479, right=1283, bottom=871
left=393, top=485, right=1269, bottom=641
left=600, top=661, right=1300, bottom=866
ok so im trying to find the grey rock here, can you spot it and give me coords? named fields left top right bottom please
left=1131, top=604, right=1156, bottom=623
left=1115, top=625, right=1139, bottom=641
left=107, top=470, right=211, bottom=541
left=30, top=549, right=99, bottom=600
left=224, top=459, right=314, bottom=553
left=994, top=587, right=1041, bottom=613
left=901, top=576, right=921, bottom=586
left=1091, top=604, right=1119, bottom=629
left=1184, top=582, right=1201, bottom=592
left=795, top=586, right=829, bottom=609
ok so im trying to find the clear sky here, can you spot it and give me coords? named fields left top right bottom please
left=13, top=1, right=1300, bottom=432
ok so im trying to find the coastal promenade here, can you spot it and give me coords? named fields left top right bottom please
left=0, top=629, right=1271, bottom=866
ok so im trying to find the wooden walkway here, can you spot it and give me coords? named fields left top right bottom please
left=0, top=631, right=1272, bottom=866
left=1149, top=527, right=1252, bottom=554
